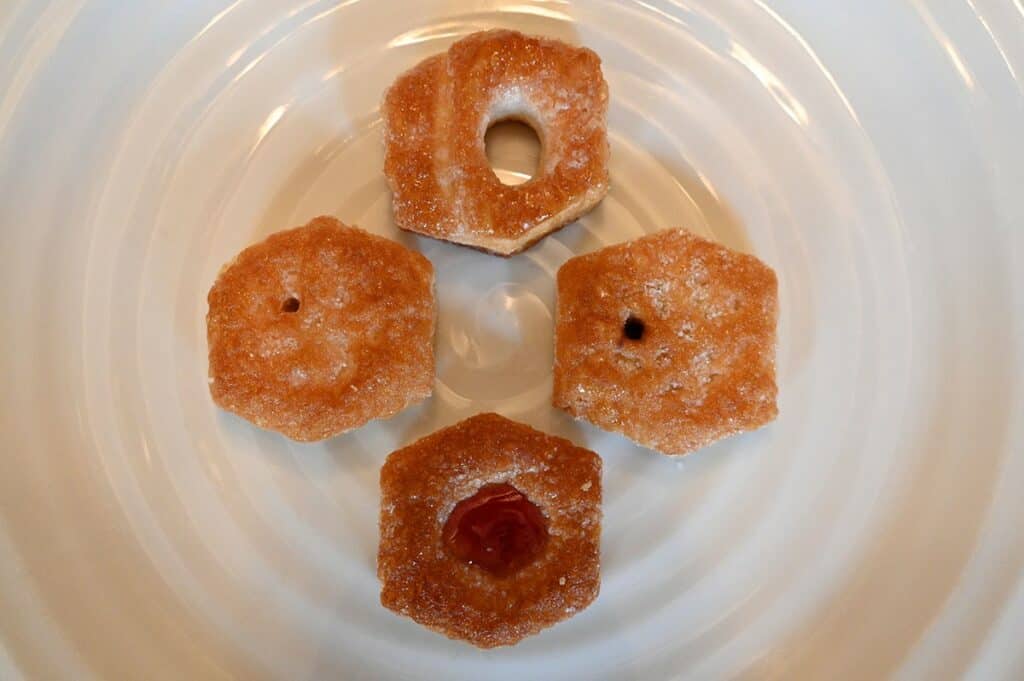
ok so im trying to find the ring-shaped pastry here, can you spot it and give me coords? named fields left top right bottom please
left=383, top=29, right=610, bottom=256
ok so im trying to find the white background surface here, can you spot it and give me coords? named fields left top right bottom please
left=1, top=1, right=1022, bottom=679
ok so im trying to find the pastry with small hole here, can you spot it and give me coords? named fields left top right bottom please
left=553, top=228, right=778, bottom=455
left=206, top=216, right=435, bottom=441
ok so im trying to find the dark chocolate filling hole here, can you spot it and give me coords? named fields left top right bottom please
left=623, top=315, right=645, bottom=341
left=281, top=296, right=301, bottom=313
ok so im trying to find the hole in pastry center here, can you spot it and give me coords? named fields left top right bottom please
left=485, top=120, right=541, bottom=186
left=281, top=296, right=301, bottom=313
left=442, top=483, right=548, bottom=576
left=623, top=315, right=646, bottom=341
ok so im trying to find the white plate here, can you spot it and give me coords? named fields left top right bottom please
left=2, top=1, right=1022, bottom=678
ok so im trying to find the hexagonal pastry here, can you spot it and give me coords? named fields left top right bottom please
left=382, top=29, right=610, bottom=255
left=378, top=413, right=601, bottom=648
left=553, top=229, right=778, bottom=455
left=206, top=216, right=435, bottom=442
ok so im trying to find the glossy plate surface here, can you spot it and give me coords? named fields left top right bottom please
left=1, top=1, right=1022, bottom=678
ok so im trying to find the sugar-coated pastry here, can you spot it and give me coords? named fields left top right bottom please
left=207, top=216, right=435, bottom=441
left=554, top=229, right=778, bottom=455
left=382, top=29, right=610, bottom=256
left=378, top=413, right=601, bottom=647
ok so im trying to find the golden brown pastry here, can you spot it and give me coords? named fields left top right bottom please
left=553, top=229, right=778, bottom=455
left=206, top=216, right=435, bottom=441
left=378, top=413, right=601, bottom=647
left=382, top=29, right=610, bottom=256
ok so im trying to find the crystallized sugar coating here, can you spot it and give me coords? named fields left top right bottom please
left=378, top=413, right=602, bottom=648
left=207, top=216, right=435, bottom=441
left=553, top=229, right=778, bottom=455
left=382, top=29, right=610, bottom=256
